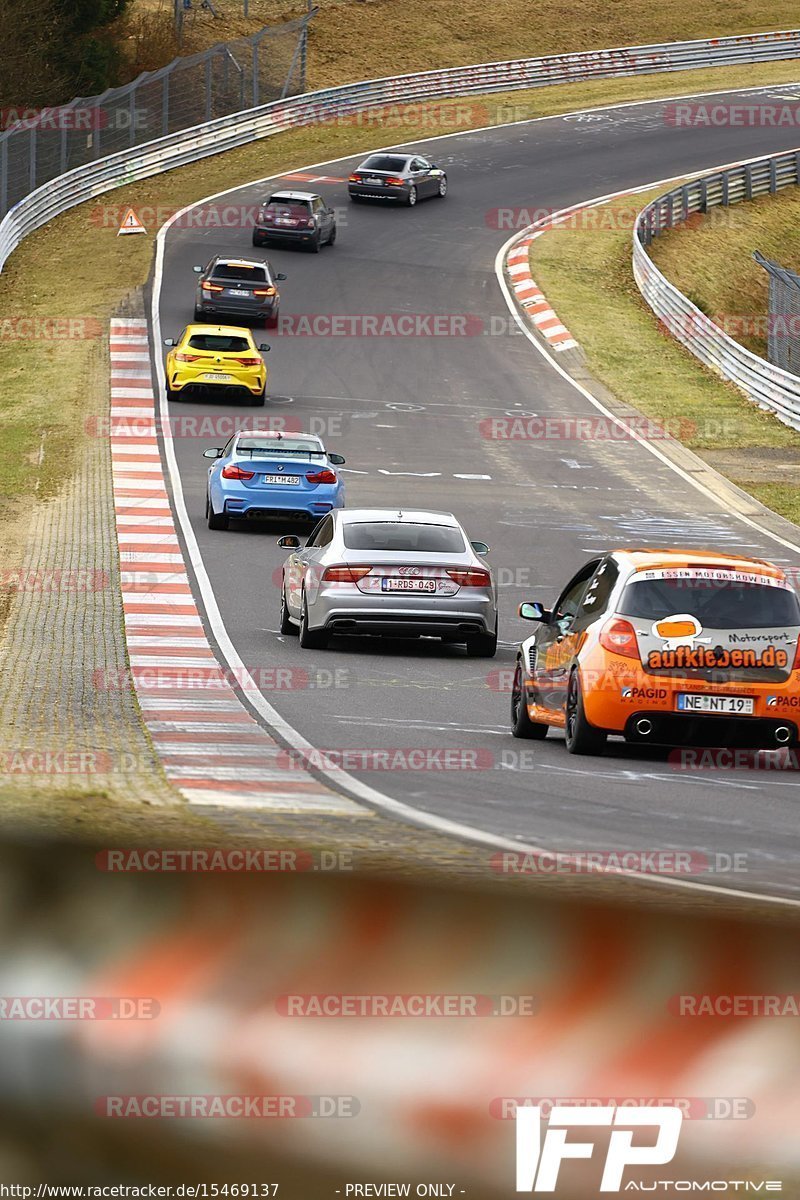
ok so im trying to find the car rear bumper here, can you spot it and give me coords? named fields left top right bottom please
left=223, top=492, right=339, bottom=520
left=622, top=711, right=798, bottom=749
left=253, top=225, right=316, bottom=242
left=170, top=370, right=265, bottom=396
left=323, top=611, right=490, bottom=638
left=348, top=184, right=408, bottom=201
left=196, top=299, right=278, bottom=320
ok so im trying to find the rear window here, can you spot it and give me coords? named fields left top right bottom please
left=211, top=264, right=267, bottom=282
left=188, top=335, right=250, bottom=353
left=342, top=522, right=465, bottom=553
left=265, top=197, right=311, bottom=213
left=237, top=439, right=324, bottom=457
left=618, top=574, right=800, bottom=629
left=361, top=155, right=407, bottom=172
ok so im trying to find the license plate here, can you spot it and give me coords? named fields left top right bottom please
left=227, top=289, right=250, bottom=297
left=202, top=372, right=233, bottom=382
left=276, top=217, right=297, bottom=225
left=381, top=578, right=436, bottom=593
left=677, top=694, right=754, bottom=715
left=262, top=474, right=300, bottom=485
left=366, top=177, right=383, bottom=185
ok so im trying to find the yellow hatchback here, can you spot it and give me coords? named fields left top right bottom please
left=164, top=324, right=270, bottom=406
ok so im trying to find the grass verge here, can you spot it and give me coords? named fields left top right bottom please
left=120, top=0, right=800, bottom=90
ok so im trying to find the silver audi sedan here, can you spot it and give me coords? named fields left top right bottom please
left=277, top=508, right=497, bottom=656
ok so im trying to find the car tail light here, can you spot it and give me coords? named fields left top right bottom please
left=306, top=469, right=337, bottom=484
left=599, top=617, right=640, bottom=659
left=446, top=568, right=491, bottom=587
left=260, top=210, right=273, bottom=221
left=234, top=357, right=261, bottom=367
left=321, top=565, right=372, bottom=583
left=221, top=464, right=255, bottom=480
left=253, top=287, right=276, bottom=297
left=174, top=352, right=201, bottom=362
left=201, top=282, right=224, bottom=292
left=348, top=174, right=361, bottom=182
left=385, top=177, right=405, bottom=187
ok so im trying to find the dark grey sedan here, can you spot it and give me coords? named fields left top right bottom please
left=348, top=153, right=448, bottom=206
left=193, top=256, right=286, bottom=327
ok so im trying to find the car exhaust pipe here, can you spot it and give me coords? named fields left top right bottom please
left=775, top=725, right=792, bottom=745
left=635, top=717, right=653, bottom=738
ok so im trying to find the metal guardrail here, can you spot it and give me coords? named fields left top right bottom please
left=634, top=150, right=800, bottom=431
left=2, top=28, right=800, bottom=273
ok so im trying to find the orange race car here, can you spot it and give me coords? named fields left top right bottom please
left=511, top=549, right=800, bottom=755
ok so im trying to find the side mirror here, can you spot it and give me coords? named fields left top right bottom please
left=275, top=273, right=287, bottom=281
left=519, top=602, right=549, bottom=622
left=259, top=344, right=270, bottom=352
left=471, top=540, right=490, bottom=555
left=192, top=265, right=203, bottom=274
left=163, top=338, right=175, bottom=347
left=328, top=453, right=346, bottom=465
left=203, top=447, right=223, bottom=459
left=278, top=535, right=301, bottom=549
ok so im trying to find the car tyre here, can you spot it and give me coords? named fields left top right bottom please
left=166, top=386, right=180, bottom=402
left=328, top=224, right=337, bottom=245
left=309, top=232, right=321, bottom=253
left=465, top=626, right=497, bottom=658
left=266, top=307, right=279, bottom=328
left=406, top=185, right=418, bottom=207
left=299, top=592, right=328, bottom=649
left=252, top=233, right=265, bottom=247
left=511, top=661, right=548, bottom=739
left=565, top=670, right=606, bottom=755
left=248, top=387, right=267, bottom=407
left=206, top=493, right=229, bottom=531
left=279, top=580, right=298, bottom=636
left=437, top=175, right=448, bottom=197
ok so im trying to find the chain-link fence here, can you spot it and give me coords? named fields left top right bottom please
left=0, top=13, right=312, bottom=221
left=754, top=251, right=800, bottom=377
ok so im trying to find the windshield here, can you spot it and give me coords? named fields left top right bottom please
left=343, top=522, right=465, bottom=553
left=237, top=439, right=324, bottom=457
left=361, top=155, right=407, bottom=172
left=188, top=335, right=250, bottom=353
left=618, top=573, right=800, bottom=629
left=211, top=264, right=267, bottom=282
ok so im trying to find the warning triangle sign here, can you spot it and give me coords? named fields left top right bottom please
left=117, top=208, right=147, bottom=236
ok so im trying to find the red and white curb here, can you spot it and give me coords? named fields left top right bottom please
left=505, top=232, right=579, bottom=352
left=109, top=318, right=364, bottom=816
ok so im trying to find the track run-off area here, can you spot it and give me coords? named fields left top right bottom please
left=150, top=82, right=800, bottom=904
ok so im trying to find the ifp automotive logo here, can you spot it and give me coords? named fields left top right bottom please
left=515, top=1105, right=683, bottom=1192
